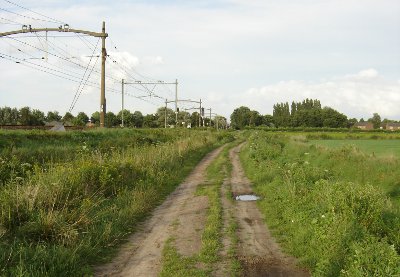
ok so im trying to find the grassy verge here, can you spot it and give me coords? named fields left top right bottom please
left=240, top=131, right=400, bottom=276
left=0, top=129, right=233, bottom=276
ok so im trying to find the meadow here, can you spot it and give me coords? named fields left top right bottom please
left=310, top=139, right=400, bottom=158
left=240, top=131, right=400, bottom=276
left=0, top=128, right=232, bottom=276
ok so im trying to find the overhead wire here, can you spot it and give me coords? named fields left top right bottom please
left=1, top=37, right=92, bottom=81
left=5, top=36, right=119, bottom=83
left=69, top=37, right=100, bottom=112
left=1, top=0, right=65, bottom=24
left=0, top=16, right=22, bottom=25
left=0, top=2, right=167, bottom=111
left=0, top=7, right=60, bottom=24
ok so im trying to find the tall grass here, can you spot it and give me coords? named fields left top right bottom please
left=0, top=129, right=233, bottom=276
left=240, top=131, right=400, bottom=276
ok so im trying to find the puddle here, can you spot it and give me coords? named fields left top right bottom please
left=235, top=194, right=260, bottom=201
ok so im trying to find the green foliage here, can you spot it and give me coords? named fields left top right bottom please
left=45, top=111, right=62, bottom=122
left=0, top=129, right=232, bottom=276
left=240, top=132, right=400, bottom=276
left=273, top=99, right=347, bottom=128
left=369, top=113, right=382, bottom=129
left=230, top=106, right=253, bottom=129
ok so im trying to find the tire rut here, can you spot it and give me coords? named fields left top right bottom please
left=228, top=143, right=310, bottom=277
left=94, top=146, right=224, bottom=277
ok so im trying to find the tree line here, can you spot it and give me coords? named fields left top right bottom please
left=0, top=106, right=227, bottom=128
left=230, top=98, right=397, bottom=130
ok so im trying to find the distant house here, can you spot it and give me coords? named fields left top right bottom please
left=386, top=123, right=400, bottom=131
left=354, top=122, right=374, bottom=130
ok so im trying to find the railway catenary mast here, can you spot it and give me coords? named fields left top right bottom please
left=0, top=22, right=109, bottom=127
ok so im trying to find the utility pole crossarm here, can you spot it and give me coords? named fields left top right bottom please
left=0, top=27, right=107, bottom=38
left=124, top=81, right=177, bottom=85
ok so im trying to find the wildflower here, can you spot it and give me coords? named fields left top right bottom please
left=304, top=152, right=309, bottom=155
left=321, top=214, right=325, bottom=218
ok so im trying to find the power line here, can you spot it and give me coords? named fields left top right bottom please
left=0, top=7, right=60, bottom=24
left=2, top=0, right=65, bottom=24
left=69, top=38, right=100, bottom=112
left=5, top=36, right=119, bottom=83
left=0, top=16, right=22, bottom=25
left=0, top=52, right=125, bottom=97
left=1, top=37, right=93, bottom=80
left=0, top=35, right=91, bottom=38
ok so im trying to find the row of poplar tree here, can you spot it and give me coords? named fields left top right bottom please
left=231, top=98, right=361, bottom=129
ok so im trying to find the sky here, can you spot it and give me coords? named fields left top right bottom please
left=0, top=0, right=399, bottom=120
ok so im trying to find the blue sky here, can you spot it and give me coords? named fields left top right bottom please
left=1, top=0, right=399, bottom=120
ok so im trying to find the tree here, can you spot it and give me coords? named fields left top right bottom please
left=263, top=115, right=274, bottom=127
left=91, top=111, right=100, bottom=126
left=132, top=111, right=144, bottom=128
left=143, top=114, right=159, bottom=128
left=62, top=112, right=75, bottom=124
left=369, top=113, right=381, bottom=129
left=249, top=111, right=263, bottom=127
left=230, top=106, right=252, bottom=129
left=272, top=103, right=290, bottom=127
left=321, top=107, right=347, bottom=128
left=31, top=109, right=45, bottom=126
left=19, top=107, right=33, bottom=125
left=72, top=112, right=89, bottom=126
left=117, top=109, right=133, bottom=127
left=177, top=111, right=191, bottom=127
left=104, top=111, right=118, bottom=127
left=190, top=112, right=200, bottom=128
left=0, top=107, right=19, bottom=125
left=46, top=111, right=62, bottom=122
left=156, top=107, right=174, bottom=127
left=347, top=118, right=358, bottom=128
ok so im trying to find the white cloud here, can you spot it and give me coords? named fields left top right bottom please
left=345, top=68, right=379, bottom=80
left=0, top=0, right=399, bottom=118
left=242, top=69, right=400, bottom=119
left=142, top=56, right=163, bottom=65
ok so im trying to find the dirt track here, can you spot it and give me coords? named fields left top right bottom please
left=95, top=143, right=310, bottom=277
left=228, top=143, right=310, bottom=277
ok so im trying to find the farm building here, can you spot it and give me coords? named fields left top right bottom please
left=386, top=122, right=400, bottom=131
left=354, top=122, right=373, bottom=130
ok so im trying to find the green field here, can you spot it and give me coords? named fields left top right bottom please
left=310, top=139, right=400, bottom=157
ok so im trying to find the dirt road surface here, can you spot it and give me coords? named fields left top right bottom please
left=94, top=146, right=224, bottom=277
left=95, top=143, right=310, bottom=277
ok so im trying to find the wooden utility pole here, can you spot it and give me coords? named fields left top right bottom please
left=99, top=21, right=107, bottom=128
left=121, top=79, right=125, bottom=127
left=175, top=79, right=178, bottom=126
left=165, top=99, right=167, bottom=128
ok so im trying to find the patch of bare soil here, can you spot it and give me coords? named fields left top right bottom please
left=94, top=146, right=224, bottom=277
left=229, top=143, right=310, bottom=277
